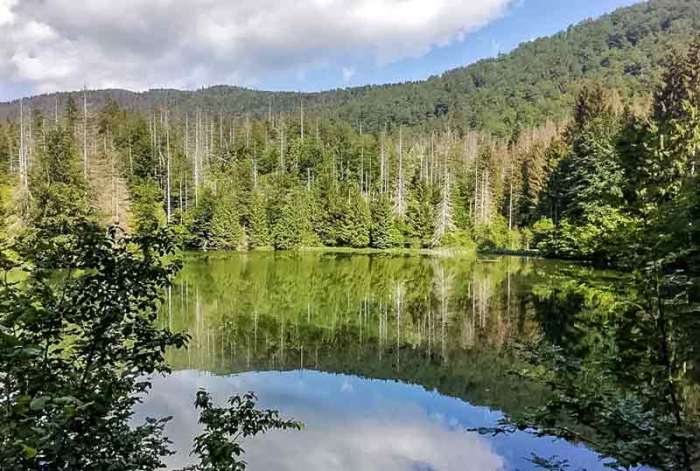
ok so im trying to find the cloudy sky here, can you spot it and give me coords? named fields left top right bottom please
left=0, top=0, right=639, bottom=101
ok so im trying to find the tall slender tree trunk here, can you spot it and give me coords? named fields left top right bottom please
left=166, top=112, right=172, bottom=223
left=83, top=87, right=88, bottom=179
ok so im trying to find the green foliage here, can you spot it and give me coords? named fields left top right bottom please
left=0, top=184, right=9, bottom=239
left=19, top=127, right=94, bottom=266
left=530, top=36, right=699, bottom=265
left=271, top=192, right=303, bottom=251
left=370, top=195, right=401, bottom=249
left=0, top=224, right=302, bottom=471
left=534, top=207, right=638, bottom=263
left=130, top=179, right=167, bottom=235
left=187, top=188, right=216, bottom=250
left=440, top=228, right=476, bottom=250
left=247, top=190, right=271, bottom=249
left=473, top=215, right=510, bottom=250
left=121, top=117, right=158, bottom=180
left=562, top=114, right=626, bottom=220
left=328, top=185, right=370, bottom=248
left=0, top=224, right=188, bottom=470
left=185, top=392, right=301, bottom=471
left=405, top=179, right=439, bottom=248
left=211, top=185, right=245, bottom=250
left=35, top=126, right=84, bottom=186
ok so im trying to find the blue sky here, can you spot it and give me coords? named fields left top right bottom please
left=283, top=0, right=642, bottom=91
left=139, top=370, right=609, bottom=470
left=0, top=0, right=642, bottom=100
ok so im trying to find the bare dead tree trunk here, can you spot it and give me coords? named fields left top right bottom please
left=166, top=111, right=172, bottom=223
left=83, top=86, right=88, bottom=179
left=380, top=129, right=386, bottom=194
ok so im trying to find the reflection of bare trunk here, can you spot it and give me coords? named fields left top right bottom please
left=281, top=319, right=285, bottom=365
left=167, top=286, right=172, bottom=331
left=434, top=264, right=451, bottom=364
left=427, top=308, right=432, bottom=357
left=395, top=283, right=403, bottom=371
left=254, top=310, right=258, bottom=354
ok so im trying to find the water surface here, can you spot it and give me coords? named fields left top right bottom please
left=137, top=251, right=614, bottom=470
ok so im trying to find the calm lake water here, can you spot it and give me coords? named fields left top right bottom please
left=135, top=251, right=621, bottom=470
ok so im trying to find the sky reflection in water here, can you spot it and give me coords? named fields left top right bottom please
left=138, top=369, right=607, bottom=470
left=135, top=253, right=626, bottom=470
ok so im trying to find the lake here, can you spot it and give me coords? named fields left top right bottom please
left=135, top=251, right=628, bottom=470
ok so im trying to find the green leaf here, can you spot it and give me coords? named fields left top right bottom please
left=30, top=397, right=48, bottom=411
left=22, top=445, right=38, bottom=459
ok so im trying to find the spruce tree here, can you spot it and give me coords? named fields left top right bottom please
left=130, top=179, right=166, bottom=235
left=187, top=188, right=216, bottom=250
left=370, top=195, right=400, bottom=249
left=211, top=191, right=244, bottom=250
left=406, top=177, right=438, bottom=248
left=22, top=126, right=93, bottom=265
left=248, top=190, right=271, bottom=249
left=271, top=193, right=302, bottom=250
left=339, top=186, right=370, bottom=248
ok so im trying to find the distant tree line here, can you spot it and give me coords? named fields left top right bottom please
left=1, top=0, right=699, bottom=138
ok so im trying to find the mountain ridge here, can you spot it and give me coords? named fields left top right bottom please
left=1, top=0, right=699, bottom=136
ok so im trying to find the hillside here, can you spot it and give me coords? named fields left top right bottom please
left=1, top=0, right=699, bottom=136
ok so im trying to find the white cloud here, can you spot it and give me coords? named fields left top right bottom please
left=0, top=0, right=514, bottom=96
left=136, top=370, right=507, bottom=470
left=341, top=66, right=356, bottom=83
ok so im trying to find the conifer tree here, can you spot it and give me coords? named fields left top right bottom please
left=338, top=185, right=370, bottom=248
left=432, top=171, right=456, bottom=247
left=406, top=176, right=438, bottom=248
left=271, top=192, right=302, bottom=250
left=370, top=194, right=398, bottom=249
left=130, top=179, right=166, bottom=235
left=211, top=190, right=244, bottom=250
left=188, top=187, right=216, bottom=249
left=248, top=189, right=270, bottom=249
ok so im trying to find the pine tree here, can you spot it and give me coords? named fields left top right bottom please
left=636, top=39, right=700, bottom=206
left=519, top=142, right=549, bottom=226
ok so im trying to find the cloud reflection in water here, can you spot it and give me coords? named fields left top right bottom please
left=136, top=369, right=606, bottom=470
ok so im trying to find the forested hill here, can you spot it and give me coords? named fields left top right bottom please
left=1, top=0, right=699, bottom=136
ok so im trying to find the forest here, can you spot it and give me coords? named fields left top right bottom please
left=2, top=0, right=699, bottom=137
left=1, top=0, right=699, bottom=469
left=0, top=37, right=698, bottom=270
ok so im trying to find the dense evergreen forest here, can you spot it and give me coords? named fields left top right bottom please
left=0, top=0, right=697, bottom=269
